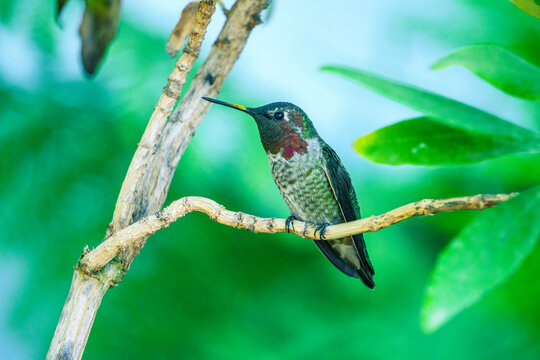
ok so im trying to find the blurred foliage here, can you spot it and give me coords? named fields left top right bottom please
left=322, top=35, right=540, bottom=332
left=320, top=65, right=539, bottom=143
left=510, top=0, right=540, bottom=18
left=422, top=185, right=540, bottom=332
left=1, top=0, right=540, bottom=360
left=432, top=45, right=540, bottom=100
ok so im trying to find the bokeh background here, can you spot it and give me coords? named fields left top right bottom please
left=1, top=0, right=539, bottom=359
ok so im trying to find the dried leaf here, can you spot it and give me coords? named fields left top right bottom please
left=165, top=1, right=200, bottom=58
left=79, top=0, right=122, bottom=75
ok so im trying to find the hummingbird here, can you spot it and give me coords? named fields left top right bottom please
left=203, top=97, right=375, bottom=288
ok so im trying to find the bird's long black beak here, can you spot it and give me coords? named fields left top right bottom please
left=202, top=97, right=254, bottom=115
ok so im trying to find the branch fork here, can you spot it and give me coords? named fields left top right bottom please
left=47, top=1, right=270, bottom=359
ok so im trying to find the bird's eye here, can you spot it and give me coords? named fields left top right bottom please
left=274, top=111, right=284, bottom=120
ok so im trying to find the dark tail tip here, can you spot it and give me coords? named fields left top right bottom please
left=358, top=270, right=375, bottom=289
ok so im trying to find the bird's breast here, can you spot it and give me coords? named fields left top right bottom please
left=267, top=139, right=341, bottom=224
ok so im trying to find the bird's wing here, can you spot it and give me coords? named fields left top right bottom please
left=320, top=142, right=375, bottom=288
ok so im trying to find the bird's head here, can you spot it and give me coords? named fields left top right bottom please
left=203, top=97, right=318, bottom=159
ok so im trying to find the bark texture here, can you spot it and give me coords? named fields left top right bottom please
left=80, top=193, right=517, bottom=272
left=47, top=1, right=268, bottom=359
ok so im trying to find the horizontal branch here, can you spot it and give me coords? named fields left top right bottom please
left=79, top=192, right=517, bottom=272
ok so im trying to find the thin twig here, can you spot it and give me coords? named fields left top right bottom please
left=79, top=193, right=517, bottom=272
left=216, top=0, right=229, bottom=15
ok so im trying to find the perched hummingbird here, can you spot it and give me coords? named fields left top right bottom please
left=203, top=97, right=375, bottom=288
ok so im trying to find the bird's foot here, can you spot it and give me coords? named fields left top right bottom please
left=314, top=223, right=330, bottom=240
left=285, top=215, right=297, bottom=233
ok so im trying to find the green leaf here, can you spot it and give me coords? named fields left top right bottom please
left=432, top=45, right=540, bottom=100
left=354, top=117, right=533, bottom=165
left=510, top=0, right=540, bottom=19
left=320, top=65, right=540, bottom=147
left=421, top=185, right=540, bottom=333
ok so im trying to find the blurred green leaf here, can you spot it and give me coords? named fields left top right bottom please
left=510, top=0, right=540, bottom=19
left=0, top=0, right=15, bottom=22
left=421, top=185, right=540, bottom=333
left=354, top=117, right=534, bottom=165
left=432, top=45, right=540, bottom=100
left=320, top=66, right=540, bottom=146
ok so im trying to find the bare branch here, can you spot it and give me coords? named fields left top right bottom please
left=80, top=193, right=517, bottom=272
left=47, top=0, right=215, bottom=351
left=110, top=0, right=215, bottom=236
left=47, top=1, right=269, bottom=358
left=109, top=0, right=268, bottom=269
left=165, top=1, right=201, bottom=58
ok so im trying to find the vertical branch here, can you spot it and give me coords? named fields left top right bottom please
left=47, top=1, right=268, bottom=359
left=138, top=0, right=268, bottom=241
left=46, top=2, right=216, bottom=359
left=109, top=0, right=216, bottom=235
left=46, top=273, right=113, bottom=360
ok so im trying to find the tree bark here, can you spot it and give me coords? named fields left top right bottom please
left=78, top=193, right=517, bottom=272
left=46, top=1, right=268, bottom=359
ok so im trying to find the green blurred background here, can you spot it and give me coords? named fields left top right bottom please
left=1, top=0, right=539, bottom=359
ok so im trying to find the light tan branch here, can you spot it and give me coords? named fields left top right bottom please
left=47, top=1, right=269, bottom=359
left=110, top=0, right=215, bottom=236
left=80, top=192, right=517, bottom=272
